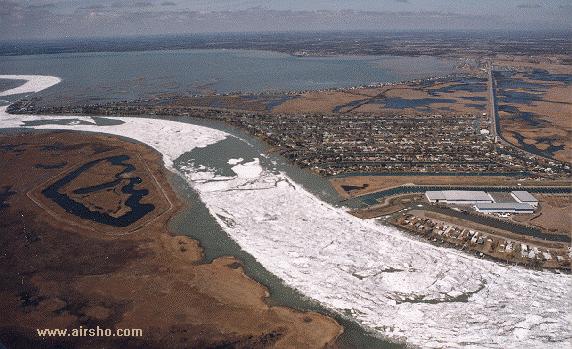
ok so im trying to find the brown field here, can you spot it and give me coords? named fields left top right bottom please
left=543, top=85, right=572, bottom=103
left=0, top=131, right=341, bottom=349
left=382, top=87, right=427, bottom=99
left=501, top=97, right=572, bottom=163
left=167, top=95, right=271, bottom=112
left=351, top=194, right=424, bottom=219
left=494, top=56, right=572, bottom=75
left=347, top=80, right=488, bottom=115
left=268, top=75, right=489, bottom=115
left=271, top=90, right=365, bottom=114
left=512, top=195, right=572, bottom=235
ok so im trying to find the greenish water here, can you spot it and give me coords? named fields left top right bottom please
left=0, top=49, right=455, bottom=106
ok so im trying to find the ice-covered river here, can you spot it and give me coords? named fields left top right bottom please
left=1, top=75, right=570, bottom=349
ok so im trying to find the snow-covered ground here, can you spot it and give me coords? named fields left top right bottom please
left=1, top=75, right=571, bottom=349
left=0, top=75, right=62, bottom=97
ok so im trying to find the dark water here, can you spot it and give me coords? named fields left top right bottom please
left=376, top=97, right=456, bottom=109
left=429, top=78, right=487, bottom=94
left=493, top=69, right=571, bottom=159
left=0, top=186, right=16, bottom=210
left=510, top=132, right=565, bottom=158
left=42, top=155, right=155, bottom=227
left=34, top=161, right=67, bottom=169
left=332, top=98, right=369, bottom=112
left=494, top=71, right=547, bottom=91
left=0, top=78, right=26, bottom=92
left=0, top=50, right=455, bottom=106
left=461, top=96, right=487, bottom=101
left=499, top=90, right=543, bottom=105
left=264, top=95, right=297, bottom=111
left=498, top=105, right=542, bottom=127
left=523, top=69, right=572, bottom=84
left=331, top=76, right=488, bottom=112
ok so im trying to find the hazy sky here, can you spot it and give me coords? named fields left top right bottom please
left=1, top=0, right=571, bottom=39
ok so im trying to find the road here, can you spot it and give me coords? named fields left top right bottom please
left=487, top=65, right=499, bottom=140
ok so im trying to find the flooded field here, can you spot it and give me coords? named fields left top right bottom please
left=320, top=76, right=489, bottom=115
left=494, top=68, right=572, bottom=162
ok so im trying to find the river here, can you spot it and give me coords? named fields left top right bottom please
left=1, top=74, right=570, bottom=349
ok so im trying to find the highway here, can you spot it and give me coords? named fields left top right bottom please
left=487, top=65, right=499, bottom=139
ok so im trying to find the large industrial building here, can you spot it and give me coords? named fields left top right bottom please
left=425, top=189, right=539, bottom=214
left=510, top=191, right=538, bottom=207
left=474, top=203, right=535, bottom=214
left=425, top=190, right=494, bottom=205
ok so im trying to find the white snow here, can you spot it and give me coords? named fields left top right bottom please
left=0, top=75, right=62, bottom=96
left=1, top=75, right=571, bottom=349
left=231, top=158, right=263, bottom=179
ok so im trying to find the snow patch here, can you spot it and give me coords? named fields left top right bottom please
left=231, top=158, right=262, bottom=179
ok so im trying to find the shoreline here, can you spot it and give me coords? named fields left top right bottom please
left=0, top=129, right=344, bottom=348
left=1, top=74, right=571, bottom=349
left=121, top=131, right=345, bottom=347
left=0, top=50, right=459, bottom=99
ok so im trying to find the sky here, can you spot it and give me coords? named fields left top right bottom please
left=1, top=0, right=571, bottom=40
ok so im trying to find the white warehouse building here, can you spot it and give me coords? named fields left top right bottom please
left=474, top=203, right=535, bottom=214
left=425, top=190, right=494, bottom=205
left=510, top=191, right=538, bottom=207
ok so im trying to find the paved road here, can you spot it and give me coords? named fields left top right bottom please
left=487, top=66, right=499, bottom=139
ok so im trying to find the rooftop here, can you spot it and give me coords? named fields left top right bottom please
left=426, top=190, right=494, bottom=202
left=474, top=203, right=534, bottom=211
left=511, top=191, right=538, bottom=203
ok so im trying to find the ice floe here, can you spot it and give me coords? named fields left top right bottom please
left=231, top=158, right=263, bottom=179
left=1, top=107, right=227, bottom=168
left=1, top=75, right=570, bottom=349
left=0, top=75, right=62, bottom=96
